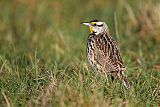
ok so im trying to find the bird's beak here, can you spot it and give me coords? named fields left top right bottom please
left=80, top=22, right=91, bottom=26
left=81, top=22, right=94, bottom=33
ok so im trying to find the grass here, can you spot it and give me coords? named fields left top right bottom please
left=0, top=0, right=160, bottom=107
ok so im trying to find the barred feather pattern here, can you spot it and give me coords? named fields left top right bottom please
left=87, top=32, right=131, bottom=89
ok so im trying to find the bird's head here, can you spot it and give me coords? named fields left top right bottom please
left=81, top=19, right=108, bottom=35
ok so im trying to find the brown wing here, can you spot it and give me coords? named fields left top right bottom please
left=87, top=34, right=125, bottom=73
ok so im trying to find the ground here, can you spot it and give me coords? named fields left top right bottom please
left=0, top=0, right=160, bottom=107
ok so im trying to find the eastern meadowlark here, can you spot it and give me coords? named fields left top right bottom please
left=81, top=19, right=131, bottom=89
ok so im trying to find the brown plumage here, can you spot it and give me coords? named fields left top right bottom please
left=81, top=20, right=131, bottom=89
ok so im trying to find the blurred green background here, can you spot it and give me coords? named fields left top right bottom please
left=0, top=0, right=160, bottom=107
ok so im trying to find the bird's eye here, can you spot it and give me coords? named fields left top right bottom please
left=93, top=23, right=97, bottom=26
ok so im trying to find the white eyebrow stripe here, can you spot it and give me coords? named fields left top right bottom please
left=96, top=22, right=103, bottom=25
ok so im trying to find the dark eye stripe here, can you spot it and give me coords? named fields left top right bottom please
left=97, top=24, right=103, bottom=27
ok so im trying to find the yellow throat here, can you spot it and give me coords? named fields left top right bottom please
left=89, top=26, right=94, bottom=33
left=89, top=22, right=96, bottom=33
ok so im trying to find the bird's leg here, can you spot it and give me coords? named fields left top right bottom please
left=111, top=75, right=114, bottom=81
left=104, top=74, right=109, bottom=86
left=110, top=70, right=117, bottom=81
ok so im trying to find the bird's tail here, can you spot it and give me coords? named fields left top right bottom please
left=122, top=77, right=131, bottom=89
left=118, top=72, right=131, bottom=89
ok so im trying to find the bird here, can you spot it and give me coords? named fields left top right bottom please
left=81, top=19, right=131, bottom=89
